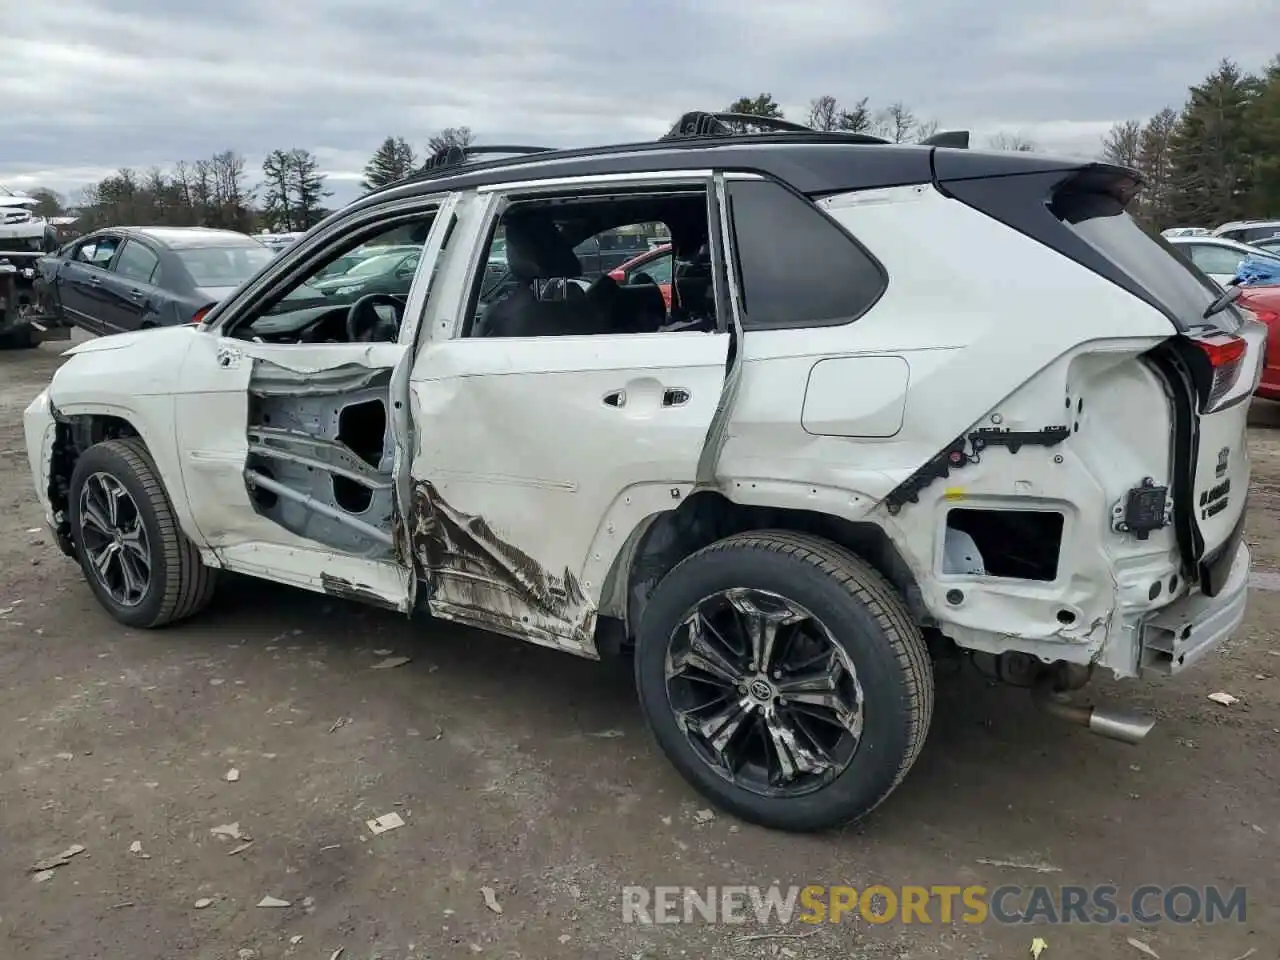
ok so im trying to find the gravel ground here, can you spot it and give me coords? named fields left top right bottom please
left=0, top=336, right=1277, bottom=959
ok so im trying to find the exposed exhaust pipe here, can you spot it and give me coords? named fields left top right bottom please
left=1032, top=681, right=1156, bottom=745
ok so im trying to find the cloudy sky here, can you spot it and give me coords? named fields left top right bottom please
left=1, top=0, right=1275, bottom=206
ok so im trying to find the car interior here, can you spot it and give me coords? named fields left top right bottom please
left=468, top=191, right=719, bottom=338
left=229, top=215, right=438, bottom=345
left=229, top=190, right=722, bottom=350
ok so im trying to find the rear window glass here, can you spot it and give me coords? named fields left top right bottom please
left=1055, top=191, right=1226, bottom=327
left=176, top=245, right=275, bottom=287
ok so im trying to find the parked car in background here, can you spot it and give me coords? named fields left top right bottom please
left=1161, top=226, right=1210, bottom=238
left=258, top=232, right=306, bottom=254
left=1252, top=234, right=1280, bottom=256
left=608, top=244, right=676, bottom=310
left=573, top=228, right=657, bottom=279
left=1166, top=234, right=1280, bottom=286
left=309, top=244, right=421, bottom=299
left=1213, top=219, right=1280, bottom=244
left=1239, top=285, right=1280, bottom=400
left=39, top=226, right=275, bottom=334
left=0, top=185, right=65, bottom=348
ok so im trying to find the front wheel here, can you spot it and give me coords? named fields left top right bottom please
left=634, top=531, right=933, bottom=832
left=0, top=325, right=36, bottom=349
left=68, top=438, right=218, bottom=628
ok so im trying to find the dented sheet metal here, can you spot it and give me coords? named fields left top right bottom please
left=320, top=572, right=403, bottom=611
left=410, top=480, right=596, bottom=653
left=249, top=360, right=394, bottom=397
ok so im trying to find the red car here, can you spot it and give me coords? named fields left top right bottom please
left=1240, top=286, right=1280, bottom=399
left=608, top=244, right=674, bottom=310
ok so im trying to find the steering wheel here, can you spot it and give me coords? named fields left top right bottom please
left=345, top=293, right=405, bottom=342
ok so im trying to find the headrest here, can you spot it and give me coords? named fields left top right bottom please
left=503, top=217, right=581, bottom=279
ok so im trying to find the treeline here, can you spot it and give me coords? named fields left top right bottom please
left=46, top=127, right=479, bottom=233
left=56, top=148, right=332, bottom=234
left=1101, top=56, right=1280, bottom=229
left=725, top=92, right=1036, bottom=150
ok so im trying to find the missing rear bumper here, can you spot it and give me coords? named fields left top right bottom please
left=1140, top=540, right=1250, bottom=674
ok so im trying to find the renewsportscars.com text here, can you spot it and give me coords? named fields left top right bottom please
left=621, top=884, right=1246, bottom=927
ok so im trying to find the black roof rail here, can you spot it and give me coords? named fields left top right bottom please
left=919, top=130, right=970, bottom=149
left=422, top=144, right=555, bottom=173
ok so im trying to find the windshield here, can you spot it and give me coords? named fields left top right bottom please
left=177, top=244, right=276, bottom=288
left=345, top=251, right=412, bottom=278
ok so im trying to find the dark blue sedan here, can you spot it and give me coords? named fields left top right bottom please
left=39, top=226, right=275, bottom=335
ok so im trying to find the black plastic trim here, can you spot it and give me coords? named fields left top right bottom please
left=1145, top=343, right=1205, bottom=576
left=1199, top=508, right=1245, bottom=598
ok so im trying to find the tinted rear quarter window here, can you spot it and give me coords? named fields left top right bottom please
left=726, top=179, right=886, bottom=330
left=1054, top=190, right=1228, bottom=328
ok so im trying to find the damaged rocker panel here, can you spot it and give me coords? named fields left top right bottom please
left=410, top=480, right=598, bottom=655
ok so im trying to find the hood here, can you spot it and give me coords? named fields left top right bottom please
left=62, top=324, right=198, bottom=357
left=313, top=273, right=373, bottom=293
left=194, top=285, right=240, bottom=304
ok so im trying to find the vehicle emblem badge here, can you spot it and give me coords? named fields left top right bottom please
left=1216, top=446, right=1230, bottom=478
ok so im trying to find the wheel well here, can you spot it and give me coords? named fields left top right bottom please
left=608, top=490, right=929, bottom=649
left=49, top=413, right=142, bottom=536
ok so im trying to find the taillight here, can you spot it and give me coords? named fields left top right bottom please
left=190, top=304, right=213, bottom=325
left=1192, top=333, right=1247, bottom=410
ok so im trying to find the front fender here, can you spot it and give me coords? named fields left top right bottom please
left=47, top=327, right=205, bottom=550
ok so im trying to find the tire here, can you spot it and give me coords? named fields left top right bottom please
left=0, top=325, right=37, bottom=349
left=634, top=530, right=933, bottom=832
left=68, top=438, right=218, bottom=628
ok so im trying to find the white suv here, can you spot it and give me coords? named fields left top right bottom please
left=23, top=114, right=1264, bottom=831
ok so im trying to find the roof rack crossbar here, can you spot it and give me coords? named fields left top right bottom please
left=662, top=111, right=813, bottom=140
left=423, top=144, right=555, bottom=172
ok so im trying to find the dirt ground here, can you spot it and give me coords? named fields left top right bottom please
left=1, top=336, right=1277, bottom=960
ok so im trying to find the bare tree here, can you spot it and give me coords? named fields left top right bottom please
left=808, top=95, right=840, bottom=131
left=987, top=131, right=1038, bottom=152
left=877, top=102, right=917, bottom=143
left=1137, top=108, right=1179, bottom=226
left=914, top=118, right=940, bottom=141
left=1101, top=119, right=1142, bottom=168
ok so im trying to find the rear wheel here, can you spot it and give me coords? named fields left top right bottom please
left=634, top=531, right=933, bottom=832
left=68, top=438, right=217, bottom=628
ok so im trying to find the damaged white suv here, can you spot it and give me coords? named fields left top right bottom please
left=24, top=114, right=1263, bottom=831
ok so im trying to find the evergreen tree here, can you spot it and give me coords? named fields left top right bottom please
left=727, top=94, right=784, bottom=119
left=1166, top=59, right=1260, bottom=227
left=361, top=136, right=417, bottom=191
left=288, top=149, right=331, bottom=230
left=260, top=149, right=294, bottom=230
left=1247, top=57, right=1280, bottom=216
